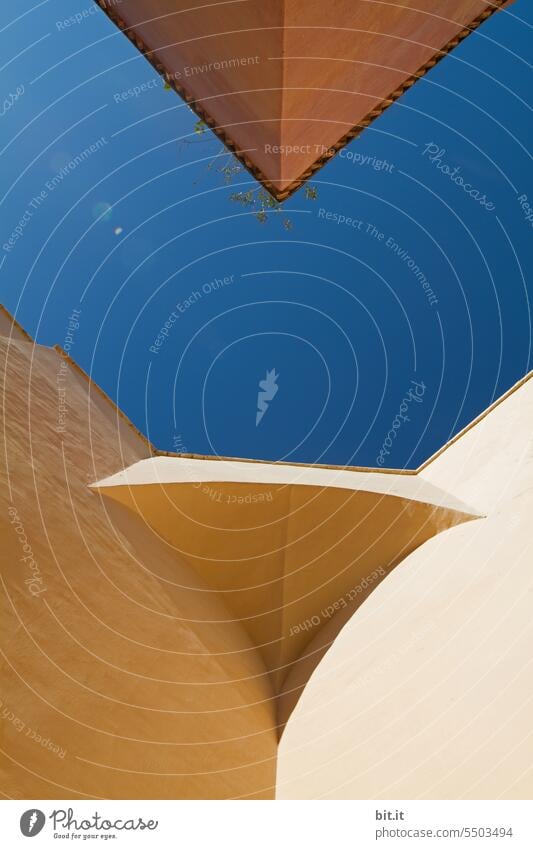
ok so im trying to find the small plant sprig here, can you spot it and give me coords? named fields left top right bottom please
left=229, top=188, right=283, bottom=224
left=304, top=185, right=319, bottom=200
left=229, top=183, right=318, bottom=226
left=175, top=109, right=319, bottom=226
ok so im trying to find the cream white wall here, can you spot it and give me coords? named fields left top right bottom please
left=277, top=374, right=533, bottom=799
left=94, top=455, right=479, bottom=515
left=420, top=375, right=533, bottom=515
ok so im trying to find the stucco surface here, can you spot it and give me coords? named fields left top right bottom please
left=0, top=330, right=277, bottom=799
left=0, top=306, right=30, bottom=343
left=419, top=374, right=533, bottom=515
left=93, top=455, right=480, bottom=514
left=277, top=375, right=533, bottom=799
left=2, top=307, right=530, bottom=800
left=93, top=459, right=478, bottom=705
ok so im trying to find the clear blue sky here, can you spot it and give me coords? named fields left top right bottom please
left=1, top=1, right=532, bottom=468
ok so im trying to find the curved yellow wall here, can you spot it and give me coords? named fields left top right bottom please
left=2, top=309, right=530, bottom=800
left=0, top=332, right=277, bottom=799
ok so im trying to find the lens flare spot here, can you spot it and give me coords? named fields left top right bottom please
left=92, top=202, right=113, bottom=222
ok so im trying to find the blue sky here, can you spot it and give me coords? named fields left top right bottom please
left=1, top=1, right=532, bottom=468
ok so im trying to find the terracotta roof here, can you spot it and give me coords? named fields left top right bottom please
left=94, top=0, right=514, bottom=199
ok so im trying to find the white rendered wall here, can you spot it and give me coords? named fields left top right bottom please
left=420, top=375, right=533, bottom=515
left=277, top=374, right=533, bottom=799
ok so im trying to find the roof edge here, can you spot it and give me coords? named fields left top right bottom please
left=418, top=368, right=533, bottom=472
left=53, top=344, right=156, bottom=456
left=4, top=304, right=531, bottom=475
left=0, top=304, right=34, bottom=343
left=155, top=449, right=414, bottom=475
left=94, top=0, right=511, bottom=200
left=157, top=367, right=533, bottom=475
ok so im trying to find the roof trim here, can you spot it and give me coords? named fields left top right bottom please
left=93, top=0, right=511, bottom=200
left=0, top=304, right=34, bottom=343
left=417, top=368, right=533, bottom=471
left=158, top=369, right=533, bottom=474
left=3, top=303, right=530, bottom=475
left=54, top=345, right=156, bottom=456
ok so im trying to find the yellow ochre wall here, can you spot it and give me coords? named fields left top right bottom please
left=1, top=305, right=530, bottom=800
left=0, top=327, right=277, bottom=799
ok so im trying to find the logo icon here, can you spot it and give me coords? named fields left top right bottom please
left=256, top=369, right=279, bottom=426
left=20, top=810, right=46, bottom=837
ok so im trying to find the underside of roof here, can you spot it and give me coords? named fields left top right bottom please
left=94, top=0, right=514, bottom=199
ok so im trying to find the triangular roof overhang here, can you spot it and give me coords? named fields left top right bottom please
left=94, top=0, right=514, bottom=199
